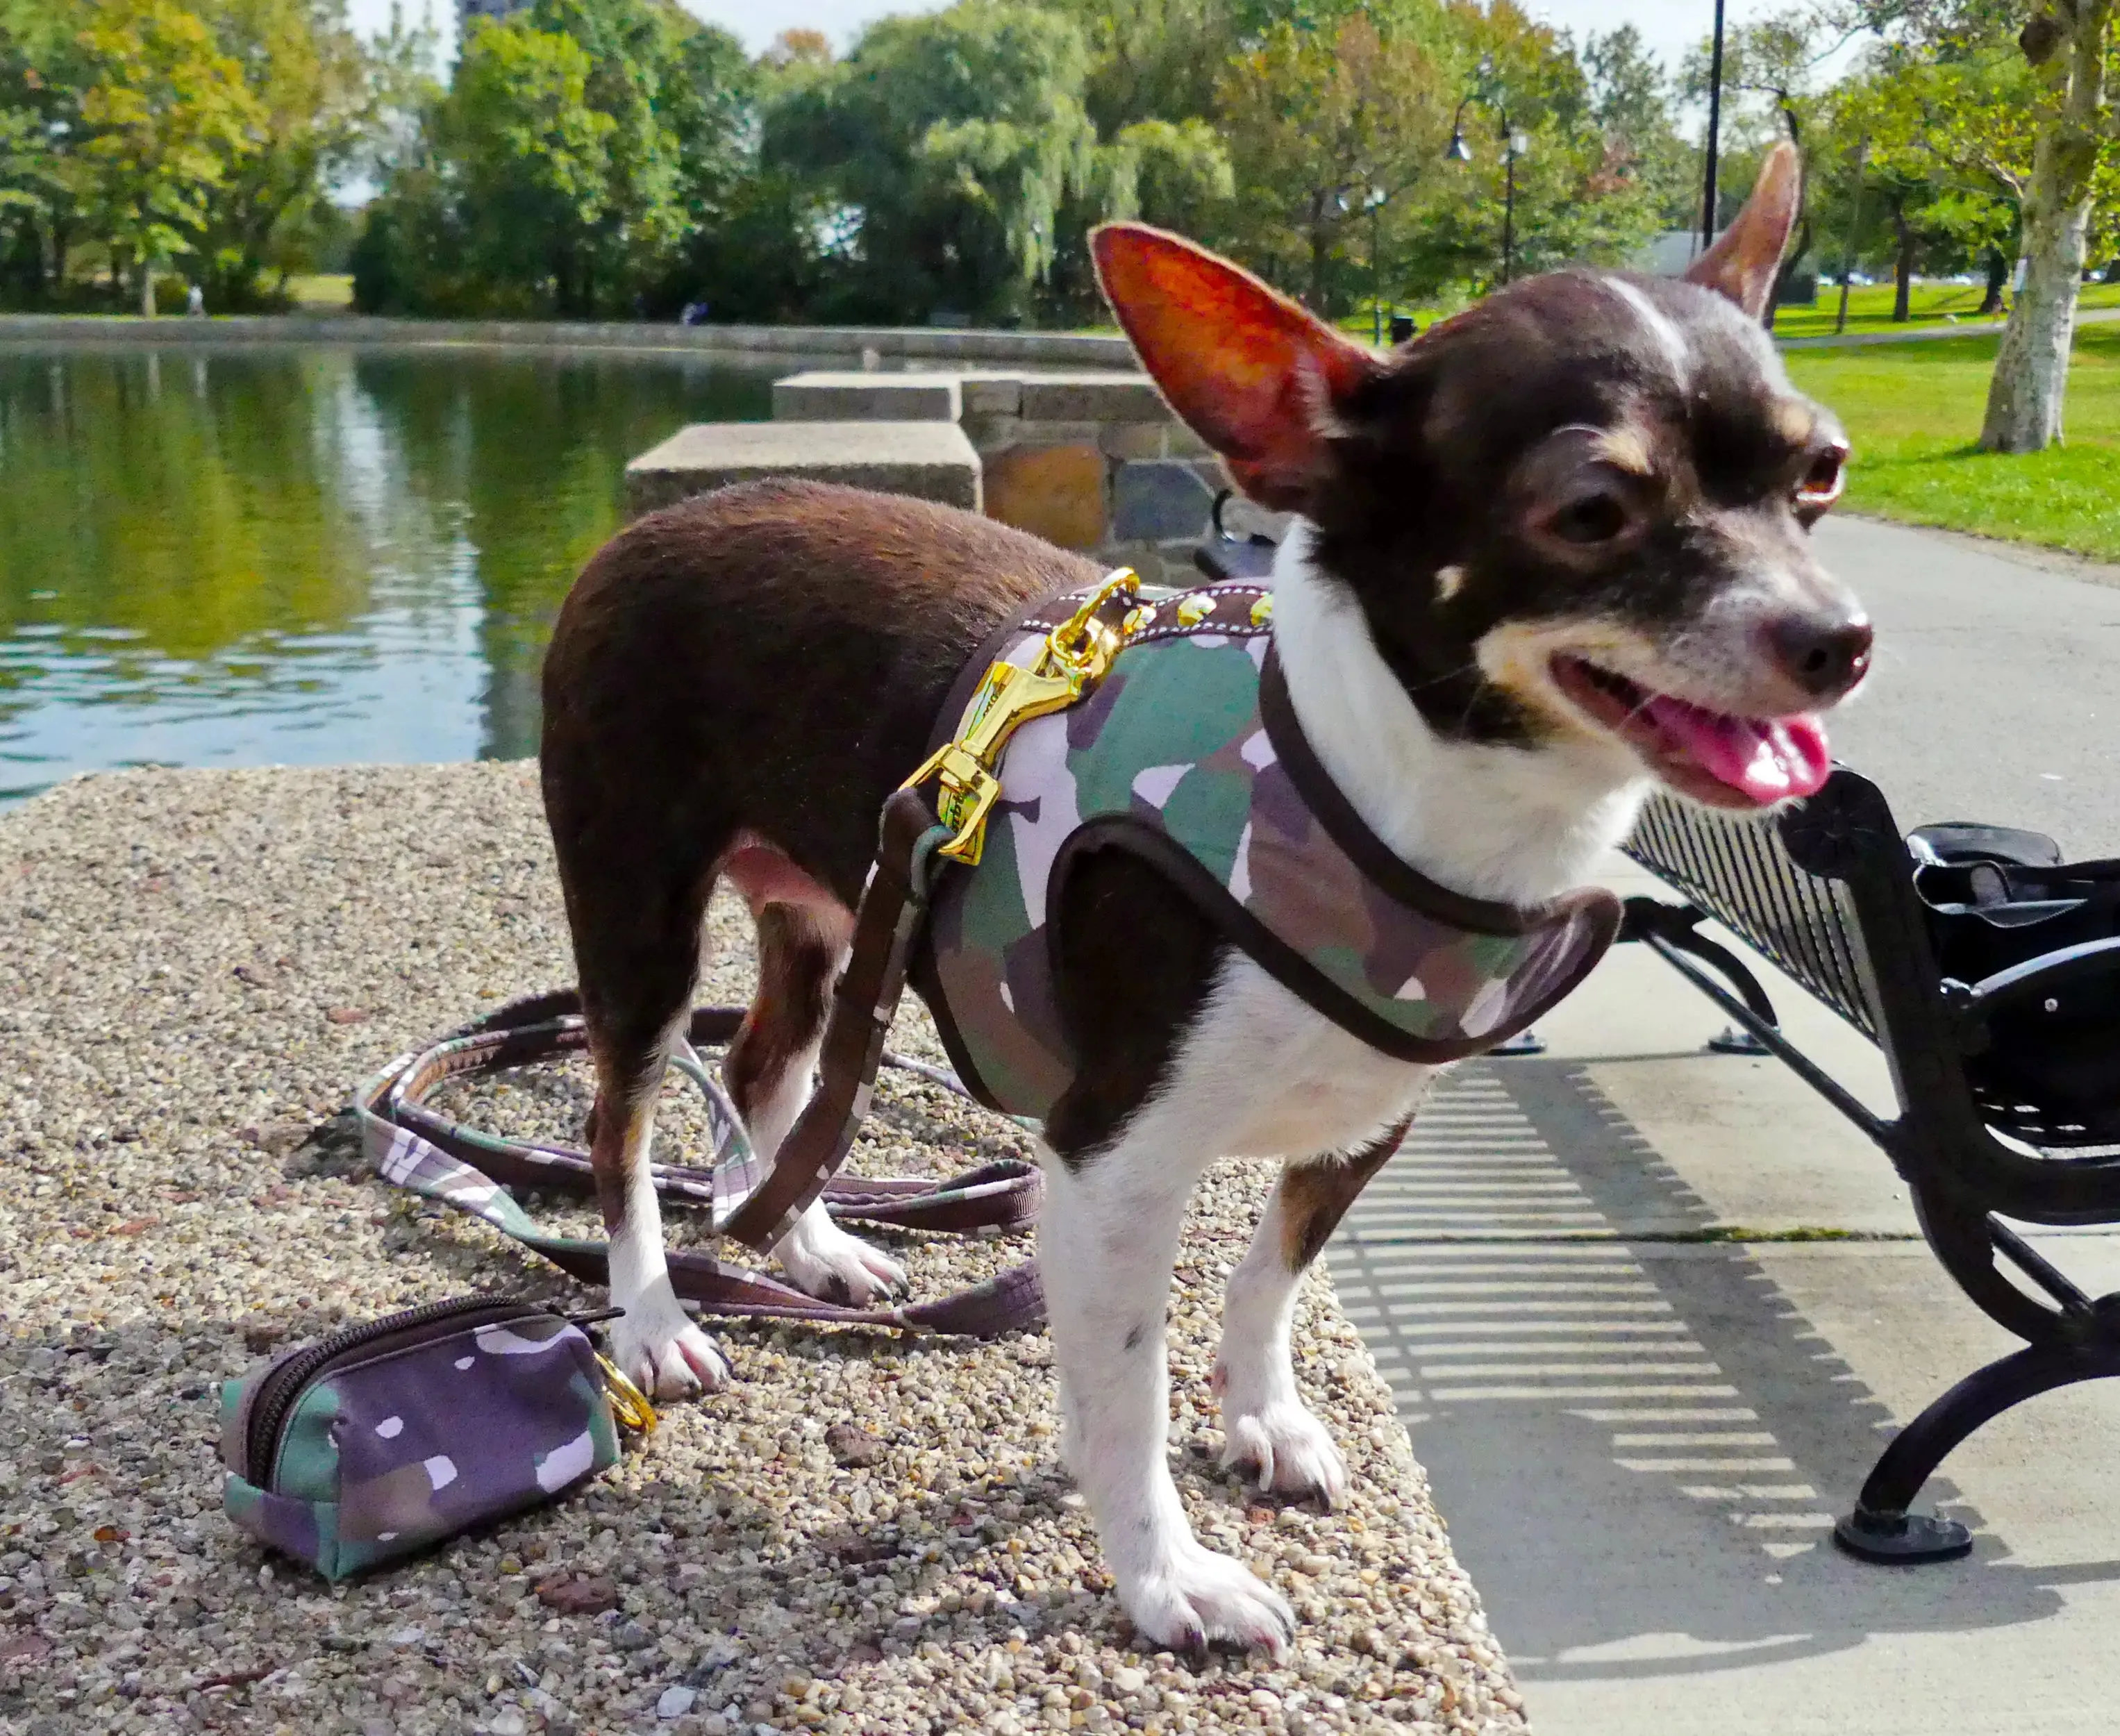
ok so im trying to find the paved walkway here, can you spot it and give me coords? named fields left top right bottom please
left=1778, top=305, right=2120, bottom=349
left=1335, top=516, right=2120, bottom=1733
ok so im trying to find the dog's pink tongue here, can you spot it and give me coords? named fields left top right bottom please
left=1643, top=694, right=1832, bottom=803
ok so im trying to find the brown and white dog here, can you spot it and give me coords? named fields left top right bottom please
left=538, top=144, right=1869, bottom=1655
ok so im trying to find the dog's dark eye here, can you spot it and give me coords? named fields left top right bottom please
left=1549, top=492, right=1630, bottom=544
left=1796, top=445, right=1847, bottom=505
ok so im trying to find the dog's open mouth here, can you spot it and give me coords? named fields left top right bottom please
left=1550, top=656, right=1831, bottom=808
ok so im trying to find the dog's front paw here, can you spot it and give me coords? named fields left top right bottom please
left=774, top=1208, right=907, bottom=1306
left=1119, top=1539, right=1294, bottom=1660
left=1219, top=1396, right=1349, bottom=1506
left=608, top=1296, right=730, bottom=1401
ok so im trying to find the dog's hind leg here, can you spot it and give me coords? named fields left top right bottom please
left=1212, top=1110, right=1421, bottom=1504
left=723, top=852, right=906, bottom=1305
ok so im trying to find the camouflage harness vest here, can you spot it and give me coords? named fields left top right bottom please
left=921, top=578, right=1625, bottom=1122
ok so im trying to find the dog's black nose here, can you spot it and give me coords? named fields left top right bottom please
left=1768, top=613, right=1872, bottom=700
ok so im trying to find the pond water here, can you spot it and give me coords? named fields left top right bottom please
left=0, top=344, right=782, bottom=804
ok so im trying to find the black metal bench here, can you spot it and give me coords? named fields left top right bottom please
left=1621, top=765, right=2120, bottom=1562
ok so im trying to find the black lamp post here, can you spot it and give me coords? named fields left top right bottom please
left=1701, top=0, right=1726, bottom=253
left=1449, top=79, right=1526, bottom=287
left=1370, top=187, right=1386, bottom=344
left=1335, top=184, right=1390, bottom=342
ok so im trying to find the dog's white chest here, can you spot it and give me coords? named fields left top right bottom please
left=1169, top=951, right=1435, bottom=1161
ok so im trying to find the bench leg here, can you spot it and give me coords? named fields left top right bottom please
left=1835, top=1342, right=2120, bottom=1564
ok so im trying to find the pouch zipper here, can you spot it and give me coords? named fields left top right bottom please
left=242, top=1295, right=570, bottom=1485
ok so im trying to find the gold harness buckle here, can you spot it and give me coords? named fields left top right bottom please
left=902, top=569, right=1140, bottom=865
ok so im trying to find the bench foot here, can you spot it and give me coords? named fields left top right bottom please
left=1708, top=1024, right=1771, bottom=1055
left=1835, top=1341, right=2120, bottom=1566
left=1833, top=1505, right=1973, bottom=1564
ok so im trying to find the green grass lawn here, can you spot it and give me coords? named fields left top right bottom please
left=286, top=272, right=353, bottom=311
left=1785, top=326, right=2120, bottom=562
left=1772, top=280, right=2120, bottom=340
left=1321, top=281, right=2120, bottom=345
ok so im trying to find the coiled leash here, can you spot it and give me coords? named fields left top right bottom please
left=357, top=571, right=1143, bottom=1340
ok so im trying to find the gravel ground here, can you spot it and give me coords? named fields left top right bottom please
left=0, top=764, right=1528, bottom=1736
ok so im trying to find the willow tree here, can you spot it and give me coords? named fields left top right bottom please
left=768, top=1, right=1174, bottom=322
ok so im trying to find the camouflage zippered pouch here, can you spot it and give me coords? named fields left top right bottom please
left=219, top=1295, right=648, bottom=1581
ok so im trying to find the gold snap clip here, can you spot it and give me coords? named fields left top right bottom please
left=595, top=1354, right=660, bottom=1435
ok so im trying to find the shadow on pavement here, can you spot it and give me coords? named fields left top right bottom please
left=1330, top=1058, right=2108, bottom=1683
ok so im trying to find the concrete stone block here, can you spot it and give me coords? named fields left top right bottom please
left=983, top=441, right=1108, bottom=550
left=1163, top=420, right=1214, bottom=459
left=626, top=420, right=981, bottom=517
left=1019, top=372, right=1169, bottom=424
left=959, top=374, right=1025, bottom=417
left=1110, top=459, right=1215, bottom=542
left=771, top=372, right=962, bottom=422
left=1098, top=422, right=1169, bottom=461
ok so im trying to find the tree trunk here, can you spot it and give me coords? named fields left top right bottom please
left=1980, top=0, right=2112, bottom=452
left=1979, top=247, right=2009, bottom=315
left=1892, top=205, right=1916, bottom=322
left=1765, top=216, right=1813, bottom=333
left=140, top=258, right=156, bottom=319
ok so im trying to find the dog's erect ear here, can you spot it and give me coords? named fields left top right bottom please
left=1685, top=141, right=1802, bottom=321
left=1092, top=222, right=1379, bottom=511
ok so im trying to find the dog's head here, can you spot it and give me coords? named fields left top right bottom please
left=1092, top=145, right=1868, bottom=812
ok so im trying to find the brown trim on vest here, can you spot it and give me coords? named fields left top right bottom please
left=1260, top=647, right=1577, bottom=937
left=1044, top=817, right=1596, bottom=1067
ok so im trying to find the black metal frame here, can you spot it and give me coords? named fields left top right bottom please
left=1621, top=767, right=2120, bottom=1563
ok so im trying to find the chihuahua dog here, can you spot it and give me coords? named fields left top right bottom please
left=539, top=143, right=1869, bottom=1655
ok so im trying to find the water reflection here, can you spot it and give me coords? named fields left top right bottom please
left=0, top=344, right=777, bottom=803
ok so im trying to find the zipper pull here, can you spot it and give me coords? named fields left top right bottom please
left=563, top=1305, right=626, bottom=1327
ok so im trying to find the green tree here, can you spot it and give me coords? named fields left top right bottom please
left=1583, top=22, right=1695, bottom=228
left=188, top=0, right=371, bottom=308
left=765, top=1, right=1131, bottom=323
left=355, top=0, right=749, bottom=317
left=1058, top=0, right=1240, bottom=135
left=0, top=0, right=87, bottom=302
left=69, top=0, right=261, bottom=315
left=1215, top=13, right=1451, bottom=312
left=1401, top=2, right=1665, bottom=298
left=1683, top=8, right=1846, bottom=312
left=1855, top=0, right=2117, bottom=449
left=444, top=16, right=616, bottom=312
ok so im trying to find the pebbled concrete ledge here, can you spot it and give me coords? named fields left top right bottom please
left=626, top=420, right=983, bottom=517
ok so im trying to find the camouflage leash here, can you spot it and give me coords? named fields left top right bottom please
left=356, top=791, right=1046, bottom=1338
left=356, top=987, right=1046, bottom=1336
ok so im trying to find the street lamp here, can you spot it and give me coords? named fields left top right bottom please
left=1448, top=81, right=1527, bottom=287
left=1335, top=184, right=1391, bottom=344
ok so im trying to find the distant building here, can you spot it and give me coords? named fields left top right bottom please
left=1635, top=230, right=1707, bottom=276
left=459, top=0, right=526, bottom=33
